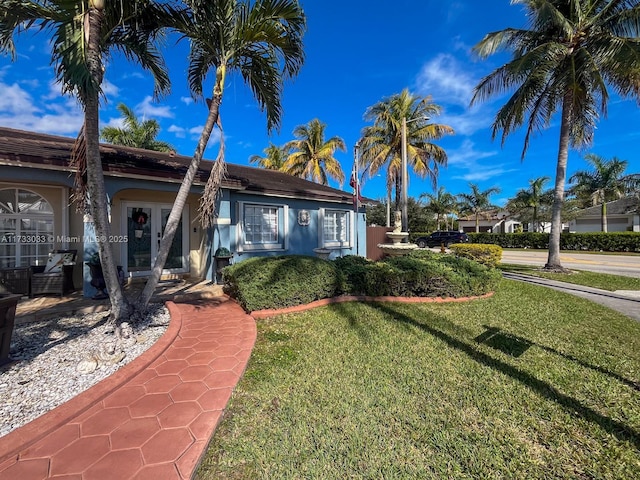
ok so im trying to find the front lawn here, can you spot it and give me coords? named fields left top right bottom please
left=196, top=280, right=640, bottom=479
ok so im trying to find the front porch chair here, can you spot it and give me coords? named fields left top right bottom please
left=30, top=250, right=77, bottom=297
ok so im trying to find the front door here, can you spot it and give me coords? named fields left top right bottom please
left=122, top=202, right=189, bottom=276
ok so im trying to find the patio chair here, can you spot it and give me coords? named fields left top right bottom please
left=30, top=249, right=77, bottom=297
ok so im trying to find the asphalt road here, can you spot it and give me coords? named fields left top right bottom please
left=500, top=250, right=640, bottom=278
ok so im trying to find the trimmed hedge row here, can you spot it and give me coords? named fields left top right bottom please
left=223, top=252, right=501, bottom=312
left=449, top=243, right=503, bottom=267
left=467, top=232, right=640, bottom=252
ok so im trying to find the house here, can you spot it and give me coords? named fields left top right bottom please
left=457, top=209, right=522, bottom=233
left=0, top=127, right=366, bottom=297
left=569, top=196, right=640, bottom=233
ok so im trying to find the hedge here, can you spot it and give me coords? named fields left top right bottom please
left=467, top=232, right=640, bottom=252
left=449, top=243, right=503, bottom=267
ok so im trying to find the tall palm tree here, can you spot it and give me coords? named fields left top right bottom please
left=138, top=0, right=306, bottom=307
left=101, top=103, right=174, bottom=152
left=569, top=153, right=640, bottom=232
left=457, top=183, right=501, bottom=233
left=359, top=89, right=454, bottom=207
left=472, top=0, right=640, bottom=271
left=508, top=176, right=551, bottom=232
left=0, top=0, right=178, bottom=322
left=420, top=186, right=456, bottom=231
left=249, top=143, right=289, bottom=170
left=283, top=119, right=345, bottom=185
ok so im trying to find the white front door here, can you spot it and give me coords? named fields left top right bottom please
left=122, top=202, right=189, bottom=276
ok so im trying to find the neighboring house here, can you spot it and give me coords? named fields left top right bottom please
left=457, top=209, right=523, bottom=233
left=569, top=196, right=640, bottom=233
left=0, top=127, right=366, bottom=297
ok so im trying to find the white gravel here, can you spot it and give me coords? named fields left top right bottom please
left=0, top=305, right=170, bottom=437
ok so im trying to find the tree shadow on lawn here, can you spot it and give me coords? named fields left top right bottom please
left=476, top=325, right=640, bottom=392
left=372, top=302, right=640, bottom=450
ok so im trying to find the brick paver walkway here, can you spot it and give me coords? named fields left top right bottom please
left=0, top=296, right=256, bottom=479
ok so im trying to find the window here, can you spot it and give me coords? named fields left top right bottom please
left=320, top=208, right=352, bottom=248
left=237, top=202, right=288, bottom=251
left=0, top=188, right=54, bottom=268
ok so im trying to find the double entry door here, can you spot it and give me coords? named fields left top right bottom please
left=122, top=202, right=189, bottom=276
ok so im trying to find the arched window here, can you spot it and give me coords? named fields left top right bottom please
left=0, top=188, right=54, bottom=268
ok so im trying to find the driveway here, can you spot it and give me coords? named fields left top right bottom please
left=500, top=249, right=640, bottom=278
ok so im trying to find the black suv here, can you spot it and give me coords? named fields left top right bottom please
left=415, top=231, right=469, bottom=248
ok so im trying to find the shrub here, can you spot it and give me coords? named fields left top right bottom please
left=449, top=243, right=503, bottom=267
left=466, top=232, right=640, bottom=252
left=333, top=255, right=371, bottom=295
left=222, top=255, right=340, bottom=312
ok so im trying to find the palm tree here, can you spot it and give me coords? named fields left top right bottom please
left=420, top=186, right=456, bottom=231
left=0, top=0, right=178, bottom=322
left=507, top=176, right=551, bottom=232
left=249, top=143, right=289, bottom=170
left=457, top=183, right=501, bottom=233
left=359, top=89, right=454, bottom=207
left=569, top=153, right=640, bottom=232
left=283, top=119, right=345, bottom=185
left=138, top=0, right=306, bottom=307
left=101, top=103, right=174, bottom=152
left=472, top=0, right=640, bottom=271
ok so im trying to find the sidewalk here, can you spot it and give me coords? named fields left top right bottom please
left=503, top=272, right=640, bottom=322
left=0, top=296, right=256, bottom=479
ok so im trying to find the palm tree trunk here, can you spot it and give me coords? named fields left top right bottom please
left=84, top=4, right=130, bottom=321
left=137, top=69, right=226, bottom=309
left=475, top=212, right=479, bottom=233
left=545, top=95, right=570, bottom=270
left=601, top=202, right=608, bottom=232
left=533, top=206, right=538, bottom=233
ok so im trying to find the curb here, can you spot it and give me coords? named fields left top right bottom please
left=0, top=301, right=183, bottom=463
left=250, top=292, right=495, bottom=319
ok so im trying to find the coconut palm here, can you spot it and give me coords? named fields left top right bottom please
left=283, top=119, right=346, bottom=185
left=101, top=103, right=174, bottom=152
left=472, top=0, right=640, bottom=270
left=457, top=183, right=501, bottom=233
left=420, top=186, right=456, bottom=231
left=569, top=153, right=640, bottom=232
left=249, top=143, right=289, bottom=171
left=0, top=0, right=179, bottom=322
left=507, top=176, right=551, bottom=232
left=138, top=0, right=306, bottom=307
left=359, top=89, right=454, bottom=207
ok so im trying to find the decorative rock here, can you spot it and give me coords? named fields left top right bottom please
left=77, top=357, right=98, bottom=374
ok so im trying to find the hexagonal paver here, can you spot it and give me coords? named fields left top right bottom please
left=170, top=381, right=208, bottom=403
left=110, top=417, right=161, bottom=450
left=102, top=385, right=146, bottom=408
left=191, top=341, right=219, bottom=352
left=203, top=370, right=240, bottom=389
left=134, top=463, right=182, bottom=480
left=0, top=458, right=49, bottom=480
left=157, top=401, right=202, bottom=429
left=20, top=424, right=80, bottom=459
left=141, top=428, right=194, bottom=464
left=185, top=351, right=215, bottom=365
left=163, top=347, right=196, bottom=361
left=171, top=337, right=200, bottom=349
left=83, top=449, right=143, bottom=480
left=188, top=411, right=222, bottom=441
left=213, top=344, right=243, bottom=356
left=197, top=387, right=232, bottom=411
left=81, top=407, right=131, bottom=436
left=178, top=365, right=212, bottom=382
left=129, top=393, right=173, bottom=418
left=49, top=436, right=110, bottom=476
left=144, top=374, right=182, bottom=394
left=208, top=356, right=239, bottom=371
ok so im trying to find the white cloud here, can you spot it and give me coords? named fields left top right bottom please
left=103, top=116, right=125, bottom=129
left=136, top=96, right=173, bottom=119
left=168, top=124, right=186, bottom=138
left=456, top=167, right=517, bottom=182
left=180, top=97, right=193, bottom=106
left=101, top=79, right=120, bottom=97
left=446, top=139, right=497, bottom=166
left=415, top=53, right=476, bottom=106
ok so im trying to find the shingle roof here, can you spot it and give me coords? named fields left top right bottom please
left=0, top=127, right=357, bottom=204
left=575, top=196, right=640, bottom=217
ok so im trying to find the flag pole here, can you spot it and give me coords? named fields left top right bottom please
left=353, top=141, right=360, bottom=256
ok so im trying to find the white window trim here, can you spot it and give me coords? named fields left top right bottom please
left=318, top=208, right=353, bottom=249
left=236, top=201, right=288, bottom=252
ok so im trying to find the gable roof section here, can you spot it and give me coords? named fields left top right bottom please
left=575, top=196, right=640, bottom=218
left=0, top=127, right=355, bottom=204
left=457, top=209, right=510, bottom=222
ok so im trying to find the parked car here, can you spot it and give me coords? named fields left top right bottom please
left=415, top=231, right=469, bottom=248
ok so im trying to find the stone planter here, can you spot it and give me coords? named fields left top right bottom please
left=0, top=294, right=20, bottom=366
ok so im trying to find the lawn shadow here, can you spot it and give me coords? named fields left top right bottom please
left=373, top=302, right=640, bottom=449
left=477, top=325, right=640, bottom=392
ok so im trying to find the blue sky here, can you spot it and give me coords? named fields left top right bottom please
left=1, top=0, right=639, bottom=206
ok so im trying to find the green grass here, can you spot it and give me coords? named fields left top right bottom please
left=196, top=280, right=640, bottom=479
left=500, top=263, right=640, bottom=291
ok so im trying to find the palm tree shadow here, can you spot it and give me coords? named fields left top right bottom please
left=477, top=325, right=640, bottom=392
left=372, top=302, right=640, bottom=449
